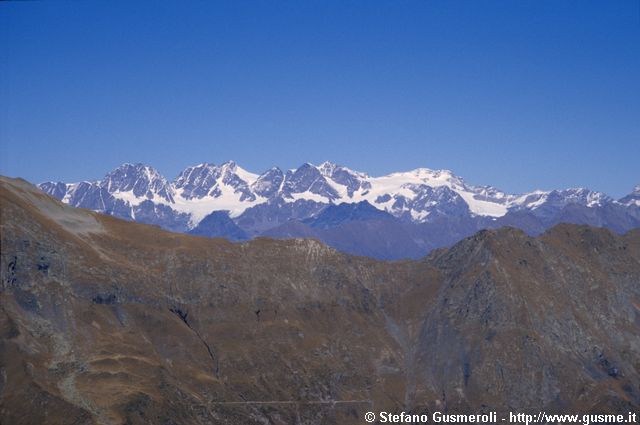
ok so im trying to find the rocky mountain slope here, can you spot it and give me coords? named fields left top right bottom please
left=38, top=162, right=640, bottom=259
left=2, top=176, right=639, bottom=424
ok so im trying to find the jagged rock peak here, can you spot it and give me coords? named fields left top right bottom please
left=100, top=163, right=174, bottom=202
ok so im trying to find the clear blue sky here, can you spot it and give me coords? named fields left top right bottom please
left=1, top=1, right=638, bottom=197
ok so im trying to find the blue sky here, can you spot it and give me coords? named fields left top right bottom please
left=1, top=1, right=638, bottom=197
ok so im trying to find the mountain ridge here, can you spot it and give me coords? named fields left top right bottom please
left=35, top=162, right=640, bottom=259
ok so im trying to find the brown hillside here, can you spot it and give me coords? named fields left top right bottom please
left=1, top=176, right=639, bottom=424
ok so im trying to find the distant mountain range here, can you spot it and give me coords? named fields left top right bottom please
left=38, top=161, right=640, bottom=259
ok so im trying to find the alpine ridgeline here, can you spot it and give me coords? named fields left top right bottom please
left=2, top=176, right=639, bottom=424
left=38, top=161, right=640, bottom=259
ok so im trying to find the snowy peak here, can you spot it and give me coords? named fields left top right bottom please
left=385, top=168, right=460, bottom=186
left=511, top=188, right=612, bottom=211
left=552, top=188, right=612, bottom=207
left=251, top=167, right=284, bottom=198
left=218, top=161, right=258, bottom=202
left=282, top=163, right=341, bottom=201
left=316, top=161, right=371, bottom=198
left=174, top=163, right=220, bottom=199
left=39, top=181, right=68, bottom=200
left=619, top=184, right=640, bottom=207
left=174, top=161, right=258, bottom=201
left=101, top=163, right=175, bottom=204
left=317, top=161, right=338, bottom=177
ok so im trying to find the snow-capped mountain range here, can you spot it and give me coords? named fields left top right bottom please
left=38, top=161, right=640, bottom=258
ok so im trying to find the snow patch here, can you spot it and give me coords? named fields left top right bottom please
left=457, top=192, right=508, bottom=217
left=289, top=191, right=332, bottom=203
